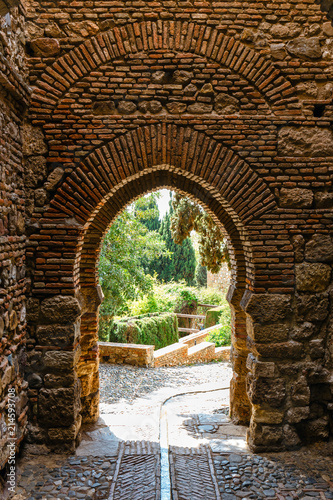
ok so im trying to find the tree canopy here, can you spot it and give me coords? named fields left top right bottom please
left=170, top=193, right=230, bottom=274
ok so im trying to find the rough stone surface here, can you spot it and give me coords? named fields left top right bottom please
left=278, top=127, right=333, bottom=157
left=279, top=187, right=314, bottom=208
left=296, top=263, right=331, bottom=292
left=40, top=295, right=81, bottom=324
left=286, top=37, right=322, bottom=59
left=305, top=234, right=333, bottom=262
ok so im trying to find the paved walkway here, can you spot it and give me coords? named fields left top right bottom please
left=11, top=363, right=333, bottom=499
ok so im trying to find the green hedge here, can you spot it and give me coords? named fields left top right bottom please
left=205, top=306, right=224, bottom=328
left=102, top=312, right=179, bottom=349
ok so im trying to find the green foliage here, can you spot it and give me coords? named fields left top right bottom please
left=197, top=287, right=225, bottom=307
left=174, top=288, right=198, bottom=313
left=134, top=193, right=161, bottom=232
left=98, top=208, right=168, bottom=322
left=109, top=312, right=179, bottom=349
left=195, top=264, right=207, bottom=287
left=153, top=203, right=196, bottom=285
left=170, top=193, right=230, bottom=274
left=206, top=301, right=231, bottom=347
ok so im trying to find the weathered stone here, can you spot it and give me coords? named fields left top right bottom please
left=292, top=234, right=305, bottom=262
left=253, top=407, right=284, bottom=424
left=44, top=373, right=75, bottom=388
left=30, top=38, right=61, bottom=57
left=26, top=297, right=40, bottom=323
left=25, top=21, right=44, bottom=40
left=283, top=424, right=301, bottom=447
left=9, top=310, right=17, bottom=330
left=250, top=421, right=283, bottom=447
left=151, top=71, right=165, bottom=83
left=0, top=317, right=4, bottom=338
left=296, top=263, right=331, bottom=292
left=291, top=322, right=316, bottom=341
left=299, top=416, right=329, bottom=442
left=270, top=22, right=301, bottom=38
left=44, top=167, right=64, bottom=191
left=24, top=156, right=47, bottom=188
left=250, top=340, right=304, bottom=360
left=286, top=37, right=322, bottom=59
left=247, top=322, right=289, bottom=342
left=35, top=188, right=47, bottom=207
left=40, top=295, right=81, bottom=324
left=200, top=83, right=214, bottom=94
left=22, top=124, right=47, bottom=156
left=323, top=21, right=333, bottom=37
left=118, top=101, right=137, bottom=114
left=296, top=292, right=329, bottom=322
left=246, top=354, right=275, bottom=378
left=247, top=375, right=286, bottom=407
left=149, top=100, right=163, bottom=114
left=309, top=339, right=325, bottom=359
left=214, top=93, right=239, bottom=114
left=27, top=373, right=43, bottom=389
left=36, top=323, right=80, bottom=347
left=278, top=127, right=333, bottom=157
left=173, top=70, right=193, bottom=84
left=44, top=21, right=65, bottom=38
left=38, top=384, right=81, bottom=426
left=79, top=286, right=103, bottom=314
left=48, top=415, right=81, bottom=442
left=287, top=407, right=310, bottom=423
left=296, top=81, right=318, bottom=98
left=270, top=43, right=287, bottom=60
left=241, top=292, right=291, bottom=324
left=166, top=102, right=187, bottom=114
left=65, top=21, right=99, bottom=38
left=43, top=347, right=81, bottom=372
left=315, top=191, right=333, bottom=208
left=184, top=83, right=197, bottom=95
left=280, top=188, right=313, bottom=208
left=305, top=234, right=333, bottom=262
left=92, top=101, right=116, bottom=115
left=187, top=102, right=213, bottom=114
left=291, top=376, right=310, bottom=406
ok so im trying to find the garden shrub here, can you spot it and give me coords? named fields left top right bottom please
left=108, top=312, right=179, bottom=349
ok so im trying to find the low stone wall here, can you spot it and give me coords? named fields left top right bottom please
left=99, top=342, right=155, bottom=367
left=98, top=325, right=231, bottom=368
left=153, top=343, right=189, bottom=367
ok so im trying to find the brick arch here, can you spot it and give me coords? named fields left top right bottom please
left=48, top=124, right=276, bottom=231
left=77, top=169, right=253, bottom=426
left=30, top=20, right=295, bottom=112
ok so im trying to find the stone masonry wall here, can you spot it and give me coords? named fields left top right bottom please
left=0, top=0, right=327, bottom=458
left=0, top=4, right=29, bottom=470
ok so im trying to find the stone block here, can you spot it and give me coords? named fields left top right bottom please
left=79, top=286, right=104, bottom=314
left=24, top=156, right=47, bottom=188
left=48, top=416, right=82, bottom=442
left=241, top=291, right=291, bottom=324
left=44, top=167, right=64, bottom=191
left=287, top=407, right=310, bottom=423
left=279, top=188, right=313, bottom=208
left=253, top=407, right=284, bottom=424
left=43, top=347, right=81, bottom=372
left=309, top=339, right=325, bottom=359
left=296, top=263, right=331, bottom=292
left=38, top=384, right=81, bottom=426
left=286, top=37, right=322, bottom=59
left=30, top=38, right=61, bottom=57
left=315, top=191, right=333, bottom=208
left=247, top=374, right=286, bottom=407
left=249, top=340, right=304, bottom=360
left=40, top=295, right=81, bottom=325
left=296, top=293, right=329, bottom=322
left=291, top=322, right=316, bottom=341
left=299, top=417, right=329, bottom=442
left=282, top=424, right=301, bottom=448
left=44, top=373, right=76, bottom=388
left=270, top=43, right=287, bottom=60
left=248, top=321, right=289, bottom=343
left=292, top=234, right=305, bottom=263
left=305, top=234, right=333, bottom=263
left=291, top=376, right=310, bottom=406
left=278, top=127, right=333, bottom=157
left=246, top=354, right=275, bottom=378
left=36, top=322, right=80, bottom=347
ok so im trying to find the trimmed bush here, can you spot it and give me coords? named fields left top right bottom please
left=205, top=305, right=224, bottom=328
left=108, top=312, right=179, bottom=349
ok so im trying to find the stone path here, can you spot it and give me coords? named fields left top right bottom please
left=12, top=363, right=333, bottom=500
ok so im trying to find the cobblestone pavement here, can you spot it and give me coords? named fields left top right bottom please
left=12, top=363, right=333, bottom=499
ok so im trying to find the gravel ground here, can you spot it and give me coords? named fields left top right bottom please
left=99, top=361, right=233, bottom=406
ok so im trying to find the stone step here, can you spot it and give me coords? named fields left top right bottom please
left=188, top=342, right=216, bottom=363
left=154, top=342, right=188, bottom=367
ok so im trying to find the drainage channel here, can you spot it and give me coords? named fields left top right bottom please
left=159, top=386, right=230, bottom=500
